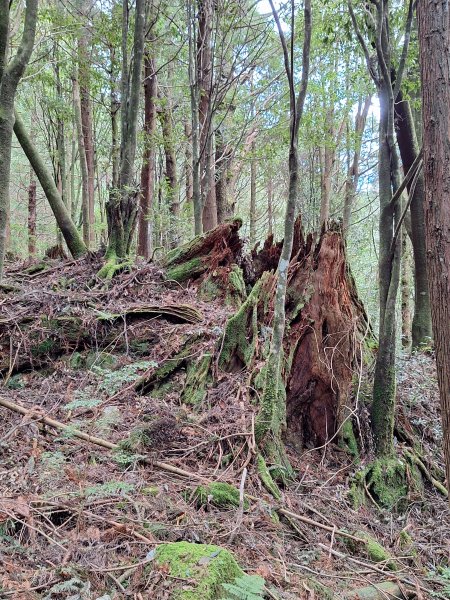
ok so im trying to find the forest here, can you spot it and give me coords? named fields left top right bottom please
left=0, top=0, right=449, bottom=598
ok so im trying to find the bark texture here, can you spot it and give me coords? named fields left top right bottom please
left=0, top=0, right=39, bottom=279
left=417, top=0, right=450, bottom=502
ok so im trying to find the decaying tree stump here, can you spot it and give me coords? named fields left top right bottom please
left=218, top=217, right=370, bottom=451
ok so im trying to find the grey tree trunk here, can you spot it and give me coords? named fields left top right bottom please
left=101, top=0, right=146, bottom=276
left=14, top=113, right=87, bottom=259
left=0, top=0, right=39, bottom=280
left=394, top=91, right=432, bottom=349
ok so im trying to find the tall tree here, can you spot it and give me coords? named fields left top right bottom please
left=349, top=0, right=413, bottom=456
left=0, top=0, right=39, bottom=280
left=256, top=0, right=311, bottom=472
left=417, top=0, right=450, bottom=503
left=100, top=0, right=146, bottom=277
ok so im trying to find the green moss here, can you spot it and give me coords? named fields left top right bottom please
left=256, top=454, right=281, bottom=500
left=182, top=353, right=212, bottom=405
left=218, top=278, right=263, bottom=370
left=226, top=265, right=247, bottom=307
left=142, top=486, right=160, bottom=497
left=345, top=531, right=397, bottom=570
left=339, top=419, right=359, bottom=460
left=153, top=541, right=243, bottom=600
left=192, top=482, right=246, bottom=509
left=166, top=257, right=204, bottom=282
left=97, top=256, right=132, bottom=280
left=349, top=458, right=423, bottom=512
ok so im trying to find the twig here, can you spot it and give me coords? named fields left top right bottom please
left=228, top=467, right=247, bottom=544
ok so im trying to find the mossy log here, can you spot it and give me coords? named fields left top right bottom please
left=163, top=219, right=245, bottom=290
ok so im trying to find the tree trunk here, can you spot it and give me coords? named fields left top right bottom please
left=14, top=113, right=87, bottom=259
left=197, top=0, right=217, bottom=232
left=77, top=3, right=95, bottom=247
left=372, top=78, right=402, bottom=458
left=101, top=0, right=146, bottom=276
left=394, top=89, right=432, bottom=349
left=249, top=139, right=257, bottom=247
left=0, top=0, right=39, bottom=280
left=184, top=121, right=193, bottom=205
left=137, top=51, right=157, bottom=259
left=72, top=75, right=91, bottom=248
left=417, top=0, right=450, bottom=504
left=27, top=172, right=37, bottom=258
left=158, top=89, right=179, bottom=247
left=343, top=95, right=371, bottom=236
left=401, top=226, right=412, bottom=349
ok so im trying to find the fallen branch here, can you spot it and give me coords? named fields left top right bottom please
left=0, top=396, right=208, bottom=482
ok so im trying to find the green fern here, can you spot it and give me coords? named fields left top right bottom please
left=221, top=574, right=265, bottom=600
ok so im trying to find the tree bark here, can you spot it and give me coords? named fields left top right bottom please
left=137, top=51, right=157, bottom=258
left=0, top=0, right=38, bottom=280
left=27, top=172, right=37, bottom=258
left=343, top=95, right=371, bottom=236
left=158, top=89, right=179, bottom=247
left=394, top=89, right=432, bottom=349
left=14, top=113, right=87, bottom=259
left=197, top=0, right=217, bottom=232
left=73, top=75, right=91, bottom=248
left=102, top=0, right=146, bottom=275
left=417, top=0, right=450, bottom=503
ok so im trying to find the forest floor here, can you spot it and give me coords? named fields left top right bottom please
left=0, top=255, right=449, bottom=600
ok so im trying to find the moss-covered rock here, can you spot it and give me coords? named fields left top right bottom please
left=192, top=482, right=247, bottom=509
left=349, top=457, right=423, bottom=512
left=339, top=419, right=359, bottom=460
left=153, top=541, right=244, bottom=600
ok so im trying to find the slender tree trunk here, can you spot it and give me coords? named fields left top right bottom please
left=394, top=90, right=432, bottom=348
left=27, top=171, right=36, bottom=258
left=215, top=127, right=233, bottom=223
left=187, top=0, right=202, bottom=233
left=184, top=120, right=193, bottom=205
left=343, top=95, right=371, bottom=236
left=77, top=3, right=95, bottom=247
left=256, top=0, right=311, bottom=477
left=372, top=76, right=402, bottom=458
left=14, top=113, right=87, bottom=258
left=417, top=0, right=450, bottom=504
left=158, top=90, right=179, bottom=247
left=197, top=0, right=217, bottom=232
left=401, top=226, right=412, bottom=349
left=137, top=51, right=156, bottom=258
left=102, top=0, right=146, bottom=274
left=249, top=139, right=257, bottom=247
left=109, top=45, right=120, bottom=190
left=73, top=75, right=91, bottom=247
left=0, top=0, right=39, bottom=280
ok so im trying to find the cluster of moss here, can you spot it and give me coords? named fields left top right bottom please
left=349, top=457, right=423, bottom=512
left=344, top=531, right=397, bottom=570
left=191, top=482, right=246, bottom=509
left=152, top=541, right=243, bottom=600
